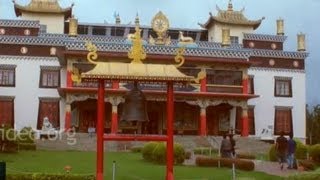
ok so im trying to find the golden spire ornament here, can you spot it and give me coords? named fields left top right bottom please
left=128, top=26, right=146, bottom=63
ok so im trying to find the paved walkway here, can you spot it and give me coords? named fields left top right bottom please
left=184, top=155, right=302, bottom=177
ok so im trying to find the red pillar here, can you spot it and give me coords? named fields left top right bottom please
left=166, top=82, right=174, bottom=180
left=112, top=80, right=119, bottom=89
left=199, top=108, right=207, bottom=136
left=67, top=70, right=72, bottom=87
left=111, top=105, right=118, bottom=134
left=241, top=108, right=249, bottom=137
left=200, top=77, right=207, bottom=92
left=96, top=79, right=105, bottom=180
left=64, top=104, right=71, bottom=131
left=242, top=76, right=248, bottom=94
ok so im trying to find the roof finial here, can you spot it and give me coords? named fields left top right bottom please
left=228, top=0, right=233, bottom=11
left=135, top=13, right=140, bottom=26
left=115, top=13, right=121, bottom=24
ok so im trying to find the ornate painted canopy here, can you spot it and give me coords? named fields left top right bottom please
left=80, top=26, right=194, bottom=83
left=13, top=0, right=73, bottom=19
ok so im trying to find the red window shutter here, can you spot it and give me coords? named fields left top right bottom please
left=37, top=99, right=60, bottom=130
left=0, top=99, right=14, bottom=127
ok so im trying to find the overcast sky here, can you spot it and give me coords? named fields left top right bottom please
left=1, top=0, right=319, bottom=106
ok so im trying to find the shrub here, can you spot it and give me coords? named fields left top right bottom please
left=309, top=144, right=320, bottom=163
left=142, top=142, right=185, bottom=165
left=194, top=147, right=218, bottom=156
left=130, top=146, right=143, bottom=153
left=195, top=157, right=254, bottom=171
left=18, top=127, right=35, bottom=144
left=294, top=139, right=308, bottom=160
left=174, top=143, right=185, bottom=164
left=236, top=153, right=256, bottom=160
left=298, top=159, right=316, bottom=171
left=268, top=144, right=277, bottom=161
left=7, top=173, right=95, bottom=180
left=142, top=142, right=158, bottom=161
left=152, top=142, right=166, bottom=164
left=0, top=126, right=18, bottom=153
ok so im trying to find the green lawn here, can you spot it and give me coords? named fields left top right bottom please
left=0, top=151, right=282, bottom=180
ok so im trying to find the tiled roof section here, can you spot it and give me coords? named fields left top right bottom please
left=243, top=33, right=287, bottom=42
left=251, top=49, right=308, bottom=59
left=0, top=19, right=40, bottom=28
left=0, top=35, right=65, bottom=46
left=66, top=41, right=251, bottom=59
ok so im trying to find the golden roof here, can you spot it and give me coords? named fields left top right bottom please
left=13, top=0, right=73, bottom=19
left=200, top=1, right=264, bottom=30
left=81, top=62, right=193, bottom=82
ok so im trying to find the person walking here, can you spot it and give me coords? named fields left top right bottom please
left=287, top=134, right=297, bottom=169
left=220, top=134, right=232, bottom=158
left=275, top=131, right=288, bottom=170
left=229, top=134, right=236, bottom=158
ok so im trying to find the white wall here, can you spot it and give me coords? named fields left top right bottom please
left=21, top=12, right=65, bottom=33
left=0, top=56, right=65, bottom=131
left=248, top=67, right=306, bottom=140
left=208, top=23, right=254, bottom=43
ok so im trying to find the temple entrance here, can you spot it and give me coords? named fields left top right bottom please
left=76, top=99, right=111, bottom=133
left=207, top=103, right=233, bottom=135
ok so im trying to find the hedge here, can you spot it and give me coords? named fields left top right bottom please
left=0, top=126, right=18, bottom=153
left=193, top=147, right=218, bottom=156
left=195, top=157, right=255, bottom=171
left=18, top=143, right=37, bottom=151
left=297, top=159, right=316, bottom=171
left=130, top=146, right=143, bottom=153
left=7, top=174, right=95, bottom=180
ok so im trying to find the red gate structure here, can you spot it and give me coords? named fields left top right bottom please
left=79, top=26, right=194, bottom=180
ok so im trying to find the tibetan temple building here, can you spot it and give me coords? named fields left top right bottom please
left=0, top=0, right=308, bottom=140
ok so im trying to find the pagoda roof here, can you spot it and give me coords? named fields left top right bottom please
left=243, top=33, right=287, bottom=42
left=13, top=0, right=73, bottom=19
left=199, top=2, right=264, bottom=30
left=0, top=19, right=40, bottom=28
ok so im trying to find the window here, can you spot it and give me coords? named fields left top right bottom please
left=230, top=36, right=239, bottom=44
left=275, top=77, right=292, bottom=97
left=40, top=67, right=60, bottom=88
left=0, top=66, right=15, bottom=87
left=37, top=98, right=60, bottom=130
left=274, top=107, right=292, bottom=135
left=248, top=76, right=254, bottom=94
left=0, top=97, right=14, bottom=128
left=236, top=107, right=255, bottom=135
left=207, top=70, right=242, bottom=86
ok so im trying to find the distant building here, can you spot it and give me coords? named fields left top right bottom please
left=0, top=0, right=308, bottom=140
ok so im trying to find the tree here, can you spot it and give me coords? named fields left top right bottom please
left=306, top=105, right=320, bottom=145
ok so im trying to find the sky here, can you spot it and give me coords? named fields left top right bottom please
left=0, top=0, right=319, bottom=106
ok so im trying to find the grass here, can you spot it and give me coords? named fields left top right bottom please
left=0, top=151, right=282, bottom=180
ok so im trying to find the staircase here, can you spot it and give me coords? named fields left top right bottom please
left=36, top=133, right=272, bottom=154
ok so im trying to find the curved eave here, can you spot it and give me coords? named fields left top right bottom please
left=58, top=87, right=259, bottom=100
left=201, top=16, right=263, bottom=30
left=81, top=62, right=194, bottom=83
left=14, top=4, right=72, bottom=20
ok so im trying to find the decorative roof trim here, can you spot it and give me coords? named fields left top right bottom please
left=0, top=19, right=40, bottom=28
left=0, top=35, right=65, bottom=46
left=40, top=66, right=61, bottom=70
left=243, top=33, right=287, bottom=42
left=274, top=76, right=293, bottom=80
left=249, top=67, right=305, bottom=73
left=0, top=64, right=17, bottom=69
left=0, top=55, right=59, bottom=61
left=251, top=49, right=308, bottom=59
